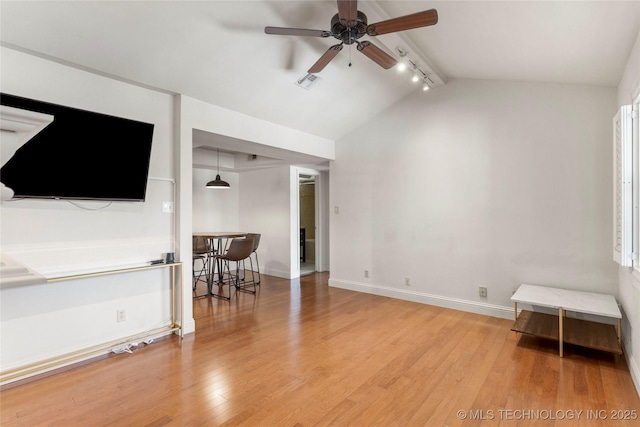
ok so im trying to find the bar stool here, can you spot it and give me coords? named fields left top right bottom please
left=212, top=237, right=255, bottom=300
left=245, top=233, right=261, bottom=285
left=192, top=236, right=210, bottom=298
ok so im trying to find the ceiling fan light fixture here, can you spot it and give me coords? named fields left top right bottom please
left=264, top=4, right=438, bottom=74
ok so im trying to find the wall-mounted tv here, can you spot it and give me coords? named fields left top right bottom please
left=0, top=93, right=154, bottom=202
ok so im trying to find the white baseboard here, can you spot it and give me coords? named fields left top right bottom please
left=263, top=267, right=292, bottom=279
left=328, top=278, right=514, bottom=320
left=623, top=344, right=640, bottom=398
left=0, top=325, right=179, bottom=386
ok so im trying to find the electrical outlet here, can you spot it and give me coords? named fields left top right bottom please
left=364, top=270, right=369, bottom=278
left=479, top=286, right=487, bottom=298
left=405, top=277, right=410, bottom=286
left=117, top=309, right=126, bottom=323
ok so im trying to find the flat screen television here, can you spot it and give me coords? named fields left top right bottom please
left=0, top=93, right=154, bottom=202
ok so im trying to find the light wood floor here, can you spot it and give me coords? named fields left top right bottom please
left=2, top=272, right=639, bottom=426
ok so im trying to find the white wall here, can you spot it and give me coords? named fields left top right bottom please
left=319, top=170, right=330, bottom=272
left=618, top=30, right=640, bottom=106
left=192, top=168, right=240, bottom=232
left=617, top=29, right=640, bottom=395
left=0, top=47, right=176, bottom=370
left=239, top=167, right=295, bottom=278
left=330, top=78, right=617, bottom=319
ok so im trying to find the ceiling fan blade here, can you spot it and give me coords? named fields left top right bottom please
left=366, top=9, right=438, bottom=36
left=308, top=44, right=343, bottom=73
left=265, top=26, right=331, bottom=38
left=357, top=41, right=397, bottom=69
left=337, top=0, right=358, bottom=24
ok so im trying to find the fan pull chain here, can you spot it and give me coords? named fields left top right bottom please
left=348, top=43, right=352, bottom=68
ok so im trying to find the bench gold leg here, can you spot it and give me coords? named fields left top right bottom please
left=618, top=318, right=622, bottom=348
left=559, top=308, right=564, bottom=358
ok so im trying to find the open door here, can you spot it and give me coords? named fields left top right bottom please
left=299, top=173, right=316, bottom=275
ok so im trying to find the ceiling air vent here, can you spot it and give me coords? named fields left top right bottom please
left=295, top=74, right=320, bottom=90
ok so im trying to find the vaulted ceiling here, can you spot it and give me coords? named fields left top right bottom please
left=1, top=1, right=639, bottom=146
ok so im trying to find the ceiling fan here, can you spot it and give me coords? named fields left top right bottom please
left=265, top=0, right=438, bottom=73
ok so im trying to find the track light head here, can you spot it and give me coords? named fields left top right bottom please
left=412, top=68, right=420, bottom=83
left=396, top=49, right=408, bottom=72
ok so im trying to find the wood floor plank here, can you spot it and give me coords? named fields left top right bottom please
left=1, top=272, right=639, bottom=426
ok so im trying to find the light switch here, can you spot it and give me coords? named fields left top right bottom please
left=162, top=201, right=174, bottom=213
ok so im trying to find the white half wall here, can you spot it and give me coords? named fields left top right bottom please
left=330, top=78, right=618, bottom=321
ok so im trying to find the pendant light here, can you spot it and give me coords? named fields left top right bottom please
left=206, top=148, right=230, bottom=189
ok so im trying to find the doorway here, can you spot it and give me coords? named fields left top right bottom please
left=299, top=174, right=316, bottom=275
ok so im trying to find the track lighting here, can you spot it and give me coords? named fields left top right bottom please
left=396, top=48, right=431, bottom=92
